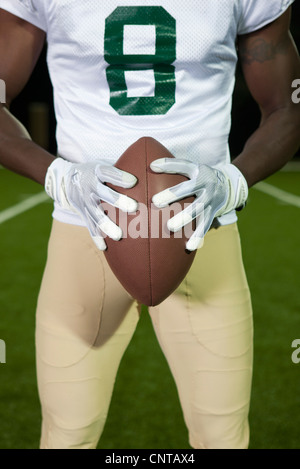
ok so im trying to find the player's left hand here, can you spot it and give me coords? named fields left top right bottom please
left=151, top=159, right=248, bottom=251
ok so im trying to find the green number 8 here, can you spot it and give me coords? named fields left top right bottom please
left=104, top=6, right=176, bottom=116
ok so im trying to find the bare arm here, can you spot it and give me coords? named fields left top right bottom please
left=0, top=9, right=55, bottom=185
left=233, top=7, right=300, bottom=188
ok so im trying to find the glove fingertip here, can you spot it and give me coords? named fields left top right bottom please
left=150, top=166, right=163, bottom=174
left=186, top=236, right=204, bottom=252
left=152, top=189, right=174, bottom=208
left=150, top=159, right=166, bottom=173
left=117, top=195, right=138, bottom=213
left=92, top=236, right=107, bottom=251
left=123, top=172, right=138, bottom=188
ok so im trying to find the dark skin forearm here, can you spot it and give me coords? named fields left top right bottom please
left=0, top=10, right=53, bottom=185
left=0, top=104, right=55, bottom=185
left=233, top=105, right=300, bottom=188
left=232, top=8, right=300, bottom=188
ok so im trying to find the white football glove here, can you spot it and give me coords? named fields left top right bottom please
left=45, top=157, right=138, bottom=250
left=151, top=159, right=248, bottom=251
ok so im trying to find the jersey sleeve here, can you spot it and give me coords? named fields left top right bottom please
left=238, top=0, right=295, bottom=35
left=0, top=0, right=47, bottom=32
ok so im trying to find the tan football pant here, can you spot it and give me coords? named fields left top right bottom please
left=36, top=219, right=253, bottom=449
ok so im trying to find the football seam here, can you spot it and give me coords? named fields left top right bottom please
left=145, top=138, right=153, bottom=306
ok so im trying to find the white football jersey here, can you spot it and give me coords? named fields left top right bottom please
left=0, top=0, right=294, bottom=226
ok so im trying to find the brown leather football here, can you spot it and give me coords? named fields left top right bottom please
left=104, top=137, right=196, bottom=306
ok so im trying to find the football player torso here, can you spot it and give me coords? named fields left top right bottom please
left=48, top=0, right=241, bottom=225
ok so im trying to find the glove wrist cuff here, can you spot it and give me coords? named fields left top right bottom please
left=221, top=163, right=249, bottom=213
left=45, top=157, right=73, bottom=207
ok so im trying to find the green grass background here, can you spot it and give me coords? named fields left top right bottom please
left=0, top=168, right=299, bottom=449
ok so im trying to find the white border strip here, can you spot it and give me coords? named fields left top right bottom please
left=0, top=192, right=49, bottom=225
left=254, top=182, right=300, bottom=208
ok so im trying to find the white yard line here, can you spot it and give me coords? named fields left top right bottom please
left=254, top=182, right=300, bottom=208
left=0, top=192, right=49, bottom=225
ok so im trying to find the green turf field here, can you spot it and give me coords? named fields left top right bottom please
left=0, top=167, right=299, bottom=449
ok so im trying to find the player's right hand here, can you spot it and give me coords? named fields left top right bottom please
left=45, top=157, right=138, bottom=250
